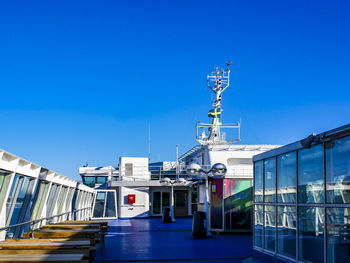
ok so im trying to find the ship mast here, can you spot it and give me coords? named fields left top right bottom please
left=196, top=62, right=241, bottom=146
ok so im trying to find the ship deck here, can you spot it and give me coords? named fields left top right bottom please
left=95, top=218, right=256, bottom=263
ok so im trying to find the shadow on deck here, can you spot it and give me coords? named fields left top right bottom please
left=95, top=218, right=254, bottom=263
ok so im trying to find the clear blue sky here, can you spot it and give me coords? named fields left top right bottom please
left=0, top=0, right=349, bottom=180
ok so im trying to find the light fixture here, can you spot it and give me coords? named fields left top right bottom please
left=211, top=163, right=227, bottom=177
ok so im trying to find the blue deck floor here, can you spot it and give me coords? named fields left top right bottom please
left=95, top=218, right=257, bottom=263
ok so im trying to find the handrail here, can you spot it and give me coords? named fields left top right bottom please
left=0, top=207, right=93, bottom=232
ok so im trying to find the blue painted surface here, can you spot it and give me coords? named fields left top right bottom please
left=95, top=218, right=255, bottom=262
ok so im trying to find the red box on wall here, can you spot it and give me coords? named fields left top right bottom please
left=128, top=194, right=136, bottom=204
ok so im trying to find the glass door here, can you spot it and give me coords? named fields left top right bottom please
left=174, top=190, right=188, bottom=217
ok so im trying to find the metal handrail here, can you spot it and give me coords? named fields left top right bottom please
left=0, top=207, right=93, bottom=232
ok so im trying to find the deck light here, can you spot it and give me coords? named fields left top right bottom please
left=186, top=163, right=202, bottom=177
left=211, top=163, right=227, bottom=177
left=186, top=163, right=227, bottom=238
left=160, top=177, right=187, bottom=223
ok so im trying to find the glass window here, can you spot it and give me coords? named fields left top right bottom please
left=96, top=176, right=106, bottom=184
left=298, top=207, right=324, bottom=263
left=153, top=192, right=161, bottom=214
left=254, top=205, right=264, bottom=248
left=46, top=184, right=59, bottom=216
left=93, top=192, right=106, bottom=217
left=31, top=182, right=49, bottom=220
left=0, top=169, right=10, bottom=191
left=277, top=206, right=296, bottom=259
left=326, top=207, right=350, bottom=263
left=264, top=158, right=276, bottom=203
left=9, top=176, right=30, bottom=226
left=6, top=174, right=20, bottom=219
left=71, top=189, right=79, bottom=210
left=105, top=191, right=116, bottom=217
left=264, top=205, right=276, bottom=252
left=298, top=144, right=324, bottom=203
left=65, top=188, right=73, bottom=212
left=75, top=190, right=82, bottom=209
left=224, top=179, right=252, bottom=230
left=84, top=177, right=95, bottom=187
left=254, top=161, right=263, bottom=203
left=57, top=187, right=68, bottom=214
left=20, top=180, right=40, bottom=236
left=277, top=152, right=296, bottom=203
left=326, top=136, right=350, bottom=204
left=0, top=171, right=12, bottom=209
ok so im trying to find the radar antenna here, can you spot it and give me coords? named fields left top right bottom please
left=196, top=62, right=240, bottom=146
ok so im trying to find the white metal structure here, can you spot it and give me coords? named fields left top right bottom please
left=0, top=148, right=95, bottom=241
left=196, top=62, right=241, bottom=146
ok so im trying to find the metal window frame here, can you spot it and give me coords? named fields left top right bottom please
left=6, top=175, right=24, bottom=226
left=91, top=190, right=118, bottom=220
left=253, top=139, right=350, bottom=263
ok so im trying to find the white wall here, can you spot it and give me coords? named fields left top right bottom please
left=120, top=157, right=150, bottom=181
left=118, top=186, right=150, bottom=218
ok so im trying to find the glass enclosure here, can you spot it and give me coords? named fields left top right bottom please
left=264, top=158, right=276, bottom=203
left=277, top=152, right=296, bottom=203
left=254, top=133, right=350, bottom=263
left=277, top=206, right=296, bottom=259
left=92, top=190, right=117, bottom=218
left=298, top=144, right=324, bottom=203
left=0, top=170, right=94, bottom=238
left=326, top=136, right=350, bottom=204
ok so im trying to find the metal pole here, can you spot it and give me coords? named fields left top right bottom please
left=205, top=172, right=212, bottom=237
left=171, top=184, right=175, bottom=222
left=176, top=145, right=179, bottom=181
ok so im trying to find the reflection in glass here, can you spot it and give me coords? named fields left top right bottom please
left=71, top=189, right=79, bottom=210
left=264, top=158, right=276, bottom=203
left=277, top=206, right=296, bottom=259
left=0, top=169, right=10, bottom=192
left=84, top=176, right=95, bottom=188
left=264, top=205, right=276, bottom=251
left=93, top=192, right=106, bottom=217
left=327, top=208, right=350, bottom=263
left=277, top=152, right=296, bottom=203
left=9, top=176, right=30, bottom=226
left=298, top=144, right=324, bottom=203
left=326, top=137, right=350, bottom=204
left=105, top=191, right=116, bottom=217
left=57, top=187, right=68, bottom=214
left=47, top=184, right=60, bottom=217
left=254, top=205, right=264, bottom=248
left=254, top=161, right=263, bottom=203
left=6, top=174, right=20, bottom=219
left=31, top=183, right=49, bottom=220
left=96, top=176, right=107, bottom=184
left=298, top=207, right=324, bottom=263
left=224, top=179, right=252, bottom=230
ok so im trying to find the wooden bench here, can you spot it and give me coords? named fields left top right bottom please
left=41, top=224, right=101, bottom=230
left=53, top=222, right=109, bottom=244
left=0, top=253, right=87, bottom=262
left=60, top=220, right=110, bottom=226
left=23, top=229, right=101, bottom=239
left=0, top=240, right=96, bottom=262
left=59, top=221, right=110, bottom=232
